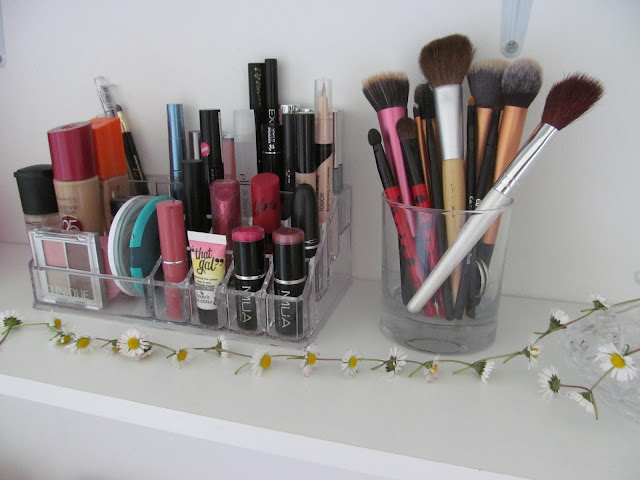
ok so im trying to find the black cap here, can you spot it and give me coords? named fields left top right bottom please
left=264, top=58, right=279, bottom=108
left=291, top=183, right=319, bottom=259
left=182, top=159, right=209, bottom=233
left=296, top=112, right=315, bottom=174
left=13, top=165, right=58, bottom=215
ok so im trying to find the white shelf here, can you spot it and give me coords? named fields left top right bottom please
left=0, top=242, right=637, bottom=479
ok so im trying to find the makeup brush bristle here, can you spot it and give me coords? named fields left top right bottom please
left=362, top=72, right=410, bottom=112
left=541, top=73, right=604, bottom=130
left=396, top=117, right=418, bottom=142
left=419, top=34, right=476, bottom=88
left=467, top=59, right=509, bottom=109
left=502, top=58, right=543, bottom=109
left=368, top=128, right=382, bottom=146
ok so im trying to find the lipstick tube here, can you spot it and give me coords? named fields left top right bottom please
left=182, top=159, right=209, bottom=233
left=273, top=227, right=306, bottom=336
left=157, top=200, right=188, bottom=320
left=210, top=178, right=241, bottom=248
left=47, top=121, right=104, bottom=233
left=251, top=172, right=281, bottom=252
left=232, top=225, right=266, bottom=331
left=292, top=183, right=319, bottom=259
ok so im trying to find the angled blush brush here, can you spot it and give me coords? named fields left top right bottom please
left=467, top=59, right=508, bottom=176
left=419, top=33, right=476, bottom=301
left=414, top=83, right=432, bottom=187
left=363, top=73, right=415, bottom=231
left=408, top=73, right=604, bottom=313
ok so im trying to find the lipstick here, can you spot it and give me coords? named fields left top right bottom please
left=232, top=225, right=266, bottom=331
left=167, top=104, right=186, bottom=201
left=292, top=183, right=319, bottom=259
left=157, top=199, right=188, bottom=320
left=251, top=172, right=281, bottom=251
left=273, top=227, right=306, bottom=336
left=210, top=178, right=241, bottom=247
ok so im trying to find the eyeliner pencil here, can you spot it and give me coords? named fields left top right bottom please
left=116, top=105, right=149, bottom=195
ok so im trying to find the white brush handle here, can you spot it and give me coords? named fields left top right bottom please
left=407, top=188, right=510, bottom=313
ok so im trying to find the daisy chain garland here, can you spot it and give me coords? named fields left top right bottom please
left=1, top=293, right=639, bottom=420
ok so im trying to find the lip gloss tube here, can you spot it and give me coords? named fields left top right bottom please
left=232, top=225, right=266, bottom=331
left=157, top=199, right=188, bottom=320
left=273, top=227, right=306, bottom=336
left=210, top=178, right=241, bottom=248
left=47, top=121, right=104, bottom=233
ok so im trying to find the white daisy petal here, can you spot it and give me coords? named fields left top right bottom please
left=538, top=365, right=561, bottom=400
left=300, top=343, right=319, bottom=378
left=595, top=343, right=638, bottom=382
left=116, top=328, right=152, bottom=359
left=567, top=391, right=595, bottom=416
left=170, top=348, right=194, bottom=369
left=341, top=349, right=359, bottom=376
left=250, top=349, right=272, bottom=376
left=65, top=334, right=94, bottom=354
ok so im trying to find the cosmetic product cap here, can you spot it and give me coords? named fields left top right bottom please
left=188, top=130, right=201, bottom=160
left=182, top=159, right=208, bottom=233
left=211, top=178, right=241, bottom=243
left=167, top=104, right=186, bottom=172
left=222, top=133, right=237, bottom=180
left=233, top=109, right=257, bottom=142
left=110, top=196, right=132, bottom=217
left=315, top=78, right=333, bottom=144
left=90, top=117, right=128, bottom=179
left=273, top=226, right=305, bottom=246
left=47, top=121, right=97, bottom=181
left=264, top=58, right=279, bottom=108
left=292, top=183, right=319, bottom=258
left=13, top=165, right=59, bottom=215
left=333, top=110, right=344, bottom=168
left=273, top=227, right=306, bottom=280
left=156, top=199, right=187, bottom=263
left=296, top=111, right=315, bottom=174
left=232, top=225, right=265, bottom=278
left=251, top=173, right=281, bottom=235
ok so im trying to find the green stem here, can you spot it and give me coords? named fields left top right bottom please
left=149, top=341, right=176, bottom=353
left=590, top=367, right=614, bottom=391
left=0, top=328, right=11, bottom=346
left=371, top=361, right=387, bottom=371
left=560, top=383, right=590, bottom=392
left=315, top=357, right=342, bottom=362
left=627, top=346, right=640, bottom=356
left=358, top=357, right=385, bottom=363
left=591, top=392, right=600, bottom=420
left=12, top=322, right=48, bottom=328
left=234, top=362, right=250, bottom=375
left=613, top=297, right=640, bottom=308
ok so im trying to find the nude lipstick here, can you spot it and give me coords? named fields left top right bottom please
left=273, top=227, right=306, bottom=336
left=232, top=225, right=266, bottom=331
left=157, top=199, right=188, bottom=319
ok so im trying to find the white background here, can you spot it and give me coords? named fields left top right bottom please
left=0, top=0, right=638, bottom=302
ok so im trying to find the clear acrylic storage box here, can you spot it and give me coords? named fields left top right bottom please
left=28, top=180, right=352, bottom=346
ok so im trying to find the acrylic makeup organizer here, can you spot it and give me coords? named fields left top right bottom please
left=28, top=179, right=352, bottom=346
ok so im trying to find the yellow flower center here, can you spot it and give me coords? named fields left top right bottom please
left=260, top=355, right=272, bottom=368
left=53, top=318, right=62, bottom=329
left=177, top=350, right=188, bottom=362
left=432, top=365, right=439, bottom=372
left=306, top=353, right=317, bottom=365
left=77, top=337, right=90, bottom=349
left=610, top=353, right=626, bottom=369
left=349, top=357, right=358, bottom=368
left=531, top=348, right=539, bottom=359
left=60, top=335, right=71, bottom=345
left=127, top=338, right=140, bottom=350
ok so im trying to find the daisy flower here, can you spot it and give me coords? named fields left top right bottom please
left=471, top=360, right=494, bottom=383
left=49, top=316, right=63, bottom=330
left=65, top=334, right=94, bottom=354
left=50, top=331, right=73, bottom=346
left=250, top=349, right=272, bottom=376
left=385, top=346, right=407, bottom=377
left=550, top=308, right=570, bottom=327
left=589, top=293, right=612, bottom=310
left=300, top=343, right=319, bottom=378
left=423, top=355, right=441, bottom=383
left=595, top=343, right=638, bottom=382
left=567, top=391, right=595, bottom=416
left=214, top=335, right=228, bottom=358
left=170, top=348, right=194, bottom=369
left=1, top=310, right=22, bottom=330
left=340, top=349, right=359, bottom=376
left=526, top=336, right=543, bottom=370
left=538, top=365, right=562, bottom=400
left=116, top=328, right=152, bottom=359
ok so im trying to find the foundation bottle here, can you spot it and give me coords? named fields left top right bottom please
left=91, top=117, right=130, bottom=232
left=13, top=164, right=60, bottom=233
left=47, top=121, right=104, bottom=233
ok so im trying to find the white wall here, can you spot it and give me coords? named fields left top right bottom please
left=0, top=0, right=638, bottom=303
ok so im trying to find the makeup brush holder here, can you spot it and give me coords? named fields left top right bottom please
left=379, top=195, right=513, bottom=354
left=27, top=182, right=352, bottom=347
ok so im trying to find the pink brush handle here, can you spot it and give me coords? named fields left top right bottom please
left=378, top=107, right=415, bottom=234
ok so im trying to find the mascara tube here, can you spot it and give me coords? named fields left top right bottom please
left=273, top=227, right=306, bottom=336
left=248, top=62, right=266, bottom=169
left=167, top=104, right=186, bottom=201
left=262, top=58, right=283, bottom=187
left=232, top=225, right=266, bottom=331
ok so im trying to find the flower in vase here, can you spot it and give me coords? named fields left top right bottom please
left=567, top=391, right=595, bottom=416
left=526, top=337, right=543, bottom=370
left=341, top=349, right=359, bottom=376
left=538, top=365, right=562, bottom=400
left=250, top=350, right=272, bottom=376
left=385, top=346, right=407, bottom=377
left=116, top=328, right=152, bottom=359
left=300, top=343, right=319, bottom=378
left=423, top=355, right=441, bottom=383
left=595, top=343, right=638, bottom=382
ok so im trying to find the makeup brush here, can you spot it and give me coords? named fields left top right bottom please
left=407, top=73, right=604, bottom=313
left=369, top=128, right=437, bottom=317
left=414, top=83, right=431, bottom=187
left=467, top=59, right=508, bottom=176
left=481, top=59, right=543, bottom=260
left=419, top=33, right=476, bottom=302
left=363, top=72, right=415, bottom=231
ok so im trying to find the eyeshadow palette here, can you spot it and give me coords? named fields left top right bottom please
left=29, top=228, right=105, bottom=309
